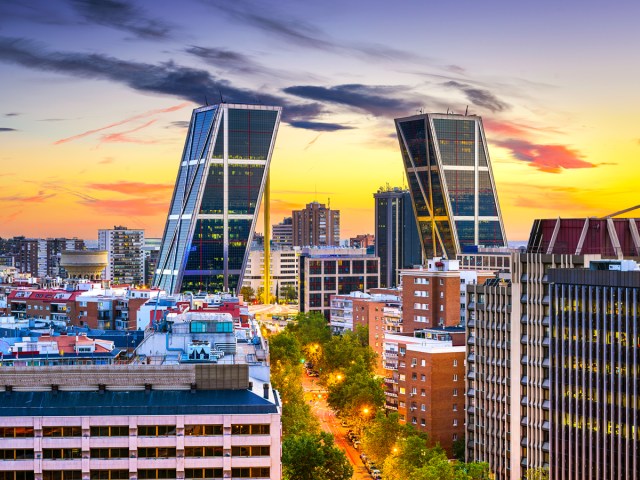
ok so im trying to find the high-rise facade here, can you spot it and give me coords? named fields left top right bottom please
left=374, top=187, right=422, bottom=288
left=15, top=238, right=85, bottom=278
left=292, top=202, right=340, bottom=247
left=395, top=113, right=507, bottom=259
left=549, top=260, right=640, bottom=480
left=272, top=217, right=293, bottom=247
left=98, top=226, right=145, bottom=285
left=154, top=104, right=282, bottom=294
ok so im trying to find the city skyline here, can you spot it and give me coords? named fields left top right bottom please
left=1, top=0, right=639, bottom=241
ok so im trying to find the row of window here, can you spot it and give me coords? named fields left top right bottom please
left=0, top=424, right=271, bottom=438
left=1, top=446, right=271, bottom=460
left=0, top=468, right=271, bottom=480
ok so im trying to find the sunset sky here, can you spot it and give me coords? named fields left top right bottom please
left=1, top=0, right=639, bottom=242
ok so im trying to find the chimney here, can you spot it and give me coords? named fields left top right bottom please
left=263, top=383, right=269, bottom=400
left=248, top=381, right=253, bottom=391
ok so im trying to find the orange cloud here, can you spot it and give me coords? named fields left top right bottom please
left=494, top=139, right=596, bottom=173
left=87, top=181, right=173, bottom=196
left=100, top=119, right=157, bottom=144
left=54, top=102, right=189, bottom=145
left=81, top=197, right=168, bottom=216
left=0, top=190, right=56, bottom=203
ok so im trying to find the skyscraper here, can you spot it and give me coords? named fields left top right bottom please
left=395, top=113, right=507, bottom=259
left=154, top=104, right=281, bottom=294
left=374, top=187, right=422, bottom=288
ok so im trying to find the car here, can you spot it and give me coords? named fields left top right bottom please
left=353, top=440, right=361, bottom=450
left=366, top=462, right=377, bottom=473
left=370, top=469, right=382, bottom=479
left=360, top=453, right=368, bottom=463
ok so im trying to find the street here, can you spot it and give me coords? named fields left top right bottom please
left=302, top=375, right=372, bottom=480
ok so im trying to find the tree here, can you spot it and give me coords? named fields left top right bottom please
left=525, top=467, right=550, bottom=480
left=281, top=285, right=297, bottom=303
left=240, top=286, right=256, bottom=303
left=282, top=432, right=353, bottom=480
left=361, top=412, right=416, bottom=465
left=292, top=312, right=332, bottom=347
left=452, top=437, right=466, bottom=461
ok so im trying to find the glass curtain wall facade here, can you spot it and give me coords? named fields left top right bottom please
left=374, top=188, right=422, bottom=288
left=154, top=104, right=281, bottom=294
left=395, top=113, right=507, bottom=259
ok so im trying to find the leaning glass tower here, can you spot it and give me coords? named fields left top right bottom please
left=154, top=104, right=281, bottom=294
left=395, top=113, right=507, bottom=259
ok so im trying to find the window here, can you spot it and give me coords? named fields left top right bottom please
left=453, top=433, right=458, bottom=441
left=137, top=425, right=176, bottom=436
left=90, top=471, right=129, bottom=480
left=412, top=373, right=417, bottom=380
left=184, top=469, right=224, bottom=480
left=421, top=374, right=426, bottom=381
left=453, top=419, right=458, bottom=426
left=411, top=358, right=417, bottom=367
left=90, top=448, right=129, bottom=459
left=440, top=291, right=444, bottom=298
left=440, top=305, right=444, bottom=311
left=453, top=404, right=458, bottom=412
left=231, top=446, right=270, bottom=456
left=421, top=404, right=426, bottom=412
left=42, top=473, right=81, bottom=480
left=90, top=426, right=128, bottom=437
left=231, top=424, right=270, bottom=435
left=42, top=449, right=82, bottom=459
left=184, top=424, right=223, bottom=436
left=421, top=389, right=426, bottom=396
left=453, top=360, right=458, bottom=367
left=453, top=374, right=458, bottom=382
left=411, top=417, right=417, bottom=424
left=42, top=427, right=81, bottom=437
left=185, top=446, right=223, bottom=457
left=421, top=419, right=426, bottom=426
left=137, top=448, right=176, bottom=459
left=453, top=388, right=458, bottom=396
left=0, top=427, right=33, bottom=438
left=421, top=359, right=426, bottom=367
left=137, top=471, right=176, bottom=480
left=230, top=468, right=270, bottom=478
left=439, top=279, right=444, bottom=286
left=0, top=449, right=34, bottom=460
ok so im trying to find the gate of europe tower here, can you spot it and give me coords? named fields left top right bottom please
left=154, top=104, right=282, bottom=294
left=395, top=113, right=507, bottom=259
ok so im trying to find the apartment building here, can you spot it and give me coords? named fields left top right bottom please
left=242, top=247, right=299, bottom=300
left=98, top=227, right=145, bottom=285
left=292, top=201, right=340, bottom=247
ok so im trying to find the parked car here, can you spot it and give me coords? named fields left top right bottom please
left=353, top=440, right=361, bottom=450
left=370, top=468, right=382, bottom=479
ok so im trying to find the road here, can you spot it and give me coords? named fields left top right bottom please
left=302, top=375, right=372, bottom=480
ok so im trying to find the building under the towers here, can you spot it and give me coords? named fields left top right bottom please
left=154, top=104, right=282, bottom=294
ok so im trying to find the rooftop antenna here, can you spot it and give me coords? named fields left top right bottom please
left=204, top=95, right=209, bottom=106
left=465, top=105, right=469, bottom=115
left=218, top=89, right=224, bottom=104
left=446, top=108, right=450, bottom=114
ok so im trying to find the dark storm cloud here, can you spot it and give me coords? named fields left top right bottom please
left=185, top=46, right=270, bottom=76
left=284, top=84, right=415, bottom=117
left=0, top=127, right=17, bottom=132
left=288, top=121, right=352, bottom=132
left=69, top=0, right=174, bottom=39
left=443, top=80, right=508, bottom=113
left=0, top=36, right=351, bottom=131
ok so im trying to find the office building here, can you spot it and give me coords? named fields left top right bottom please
left=527, top=216, right=640, bottom=257
left=549, top=260, right=640, bottom=480
left=142, top=238, right=161, bottom=287
left=98, top=227, right=145, bottom=285
left=395, top=113, right=507, bottom=259
left=0, top=364, right=281, bottom=480
left=154, top=104, right=282, bottom=294
left=298, top=248, right=379, bottom=319
left=466, top=253, right=597, bottom=479
left=292, top=202, right=340, bottom=247
left=374, top=187, right=422, bottom=288
left=272, top=217, right=293, bottom=247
